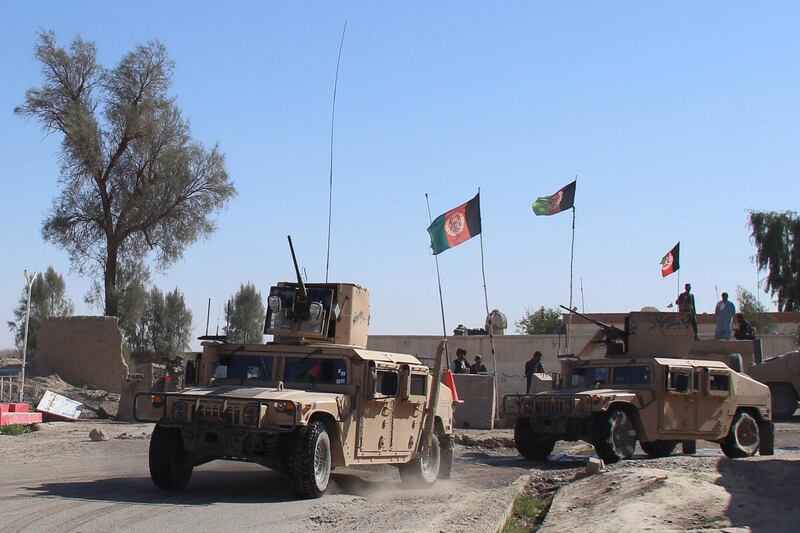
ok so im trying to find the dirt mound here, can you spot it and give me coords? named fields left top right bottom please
left=23, top=374, right=119, bottom=419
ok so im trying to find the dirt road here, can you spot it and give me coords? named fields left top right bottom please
left=0, top=422, right=529, bottom=533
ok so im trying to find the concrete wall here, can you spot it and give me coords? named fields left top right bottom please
left=451, top=373, right=496, bottom=429
left=34, top=317, right=129, bottom=394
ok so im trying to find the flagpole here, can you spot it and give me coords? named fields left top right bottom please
left=567, top=205, right=576, bottom=354
left=425, top=194, right=451, bottom=369
left=476, top=188, right=501, bottom=419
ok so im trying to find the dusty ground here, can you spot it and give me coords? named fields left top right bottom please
left=2, top=420, right=800, bottom=532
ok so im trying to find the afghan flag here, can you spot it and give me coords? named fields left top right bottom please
left=661, top=242, right=680, bottom=277
left=532, top=180, right=576, bottom=216
left=427, top=193, right=481, bottom=255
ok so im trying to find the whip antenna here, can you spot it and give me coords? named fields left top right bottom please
left=325, top=20, right=347, bottom=282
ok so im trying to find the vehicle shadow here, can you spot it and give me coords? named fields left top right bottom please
left=28, top=468, right=387, bottom=505
left=715, top=457, right=800, bottom=532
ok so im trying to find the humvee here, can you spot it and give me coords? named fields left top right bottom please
left=504, top=309, right=774, bottom=463
left=749, top=351, right=800, bottom=419
left=136, top=239, right=455, bottom=498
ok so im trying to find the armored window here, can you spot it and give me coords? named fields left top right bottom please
left=410, top=374, right=427, bottom=396
left=667, top=370, right=692, bottom=393
left=224, top=355, right=274, bottom=382
left=613, top=365, right=651, bottom=386
left=572, top=367, right=609, bottom=387
left=376, top=370, right=399, bottom=396
left=284, top=357, right=347, bottom=385
left=709, top=373, right=730, bottom=391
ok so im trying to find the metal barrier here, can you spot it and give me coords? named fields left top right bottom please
left=0, top=371, right=22, bottom=403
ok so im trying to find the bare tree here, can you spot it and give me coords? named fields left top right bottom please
left=16, top=32, right=236, bottom=317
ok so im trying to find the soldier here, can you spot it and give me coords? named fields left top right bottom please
left=525, top=351, right=545, bottom=392
left=451, top=348, right=470, bottom=374
left=676, top=283, right=700, bottom=340
left=734, top=313, right=755, bottom=340
left=470, top=355, right=487, bottom=374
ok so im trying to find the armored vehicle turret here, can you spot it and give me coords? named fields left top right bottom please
left=136, top=237, right=455, bottom=498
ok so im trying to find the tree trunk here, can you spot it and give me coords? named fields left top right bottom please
left=104, top=247, right=119, bottom=318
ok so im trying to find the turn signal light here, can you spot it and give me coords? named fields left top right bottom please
left=152, top=395, right=164, bottom=407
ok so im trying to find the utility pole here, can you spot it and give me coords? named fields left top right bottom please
left=19, top=270, right=39, bottom=403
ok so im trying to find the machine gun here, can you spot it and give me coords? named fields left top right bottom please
left=560, top=305, right=628, bottom=356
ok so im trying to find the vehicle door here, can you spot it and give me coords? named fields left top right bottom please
left=695, top=368, right=732, bottom=435
left=660, top=365, right=698, bottom=433
left=390, top=365, right=428, bottom=454
left=357, top=362, right=398, bottom=456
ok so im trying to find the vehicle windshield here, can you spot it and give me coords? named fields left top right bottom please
left=570, top=366, right=609, bottom=388
left=214, top=354, right=275, bottom=383
left=283, top=357, right=347, bottom=387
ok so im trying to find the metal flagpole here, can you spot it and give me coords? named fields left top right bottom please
left=567, top=205, right=576, bottom=353
left=425, top=194, right=451, bottom=369
left=476, top=188, right=501, bottom=419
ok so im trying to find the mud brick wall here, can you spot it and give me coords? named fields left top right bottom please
left=34, top=317, right=128, bottom=394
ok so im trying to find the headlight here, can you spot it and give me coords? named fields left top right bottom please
left=268, top=295, right=282, bottom=313
left=309, top=301, right=323, bottom=319
left=243, top=405, right=260, bottom=427
left=172, top=401, right=188, bottom=421
left=274, top=401, right=296, bottom=413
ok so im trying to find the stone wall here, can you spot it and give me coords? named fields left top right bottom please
left=34, top=317, right=128, bottom=394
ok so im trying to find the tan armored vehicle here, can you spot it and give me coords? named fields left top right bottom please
left=136, top=240, right=455, bottom=498
left=749, top=351, right=800, bottom=419
left=504, top=309, right=774, bottom=463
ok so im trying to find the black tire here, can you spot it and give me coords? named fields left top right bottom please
left=640, top=440, right=677, bottom=458
left=769, top=384, right=798, bottom=420
left=438, top=433, right=454, bottom=480
left=720, top=411, right=760, bottom=458
left=594, top=408, right=637, bottom=464
left=759, top=420, right=775, bottom=456
left=513, top=418, right=556, bottom=460
left=149, top=425, right=193, bottom=490
left=287, top=421, right=332, bottom=499
left=682, top=440, right=697, bottom=455
left=399, top=432, right=441, bottom=488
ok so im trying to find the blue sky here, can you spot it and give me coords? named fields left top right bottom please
left=1, top=2, right=798, bottom=349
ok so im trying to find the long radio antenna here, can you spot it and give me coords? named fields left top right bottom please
left=325, top=20, right=347, bottom=283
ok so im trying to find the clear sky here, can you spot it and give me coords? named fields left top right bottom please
left=1, top=2, right=798, bottom=350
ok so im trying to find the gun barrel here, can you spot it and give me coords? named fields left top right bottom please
left=559, top=305, right=612, bottom=330
left=287, top=235, right=308, bottom=300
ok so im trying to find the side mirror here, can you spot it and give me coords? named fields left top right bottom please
left=367, top=364, right=378, bottom=399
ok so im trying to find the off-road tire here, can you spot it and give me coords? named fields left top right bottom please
left=769, top=384, right=798, bottom=420
left=759, top=420, right=775, bottom=456
left=438, top=434, right=454, bottom=480
left=513, top=418, right=555, bottom=460
left=682, top=440, right=697, bottom=455
left=287, top=421, right=332, bottom=499
left=640, top=440, right=677, bottom=458
left=149, top=425, right=193, bottom=490
left=720, top=411, right=761, bottom=458
left=594, top=408, right=637, bottom=464
left=399, top=433, right=441, bottom=488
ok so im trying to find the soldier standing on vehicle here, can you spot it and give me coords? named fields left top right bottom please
left=734, top=313, right=756, bottom=340
left=525, top=351, right=545, bottom=392
left=676, top=283, right=700, bottom=340
left=451, top=348, right=470, bottom=374
left=715, top=292, right=736, bottom=340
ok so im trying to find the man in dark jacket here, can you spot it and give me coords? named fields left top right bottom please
left=525, top=351, right=545, bottom=393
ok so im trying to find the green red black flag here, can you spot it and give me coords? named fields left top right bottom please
left=427, top=193, right=481, bottom=255
left=532, top=180, right=576, bottom=216
left=661, top=242, right=680, bottom=277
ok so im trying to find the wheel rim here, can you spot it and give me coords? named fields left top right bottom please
left=314, top=432, right=331, bottom=488
left=734, top=414, right=759, bottom=455
left=420, top=438, right=441, bottom=482
left=610, top=411, right=636, bottom=458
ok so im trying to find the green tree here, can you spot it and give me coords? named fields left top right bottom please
left=226, top=283, right=265, bottom=344
left=736, top=286, right=776, bottom=335
left=85, top=258, right=149, bottom=345
left=7, top=267, right=74, bottom=360
left=16, top=32, right=236, bottom=319
left=128, top=287, right=193, bottom=360
left=515, top=306, right=562, bottom=335
left=749, top=211, right=800, bottom=311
